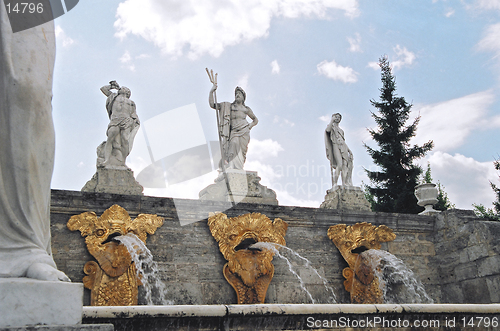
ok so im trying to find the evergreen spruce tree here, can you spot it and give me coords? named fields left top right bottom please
left=474, top=158, right=500, bottom=220
left=492, top=159, right=500, bottom=214
left=364, top=56, right=433, bottom=213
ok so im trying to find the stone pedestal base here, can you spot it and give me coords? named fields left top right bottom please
left=419, top=205, right=441, bottom=216
left=82, top=167, right=143, bottom=195
left=199, top=170, right=278, bottom=205
left=0, top=279, right=84, bottom=328
left=1, top=325, right=114, bottom=330
left=320, top=186, right=371, bottom=211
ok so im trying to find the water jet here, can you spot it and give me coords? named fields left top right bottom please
left=51, top=191, right=500, bottom=330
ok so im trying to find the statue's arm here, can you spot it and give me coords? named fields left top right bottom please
left=208, top=84, right=218, bottom=110
left=325, top=121, right=333, bottom=133
left=100, top=85, right=113, bottom=97
left=131, top=102, right=140, bottom=124
left=100, top=81, right=119, bottom=97
left=246, top=108, right=258, bottom=129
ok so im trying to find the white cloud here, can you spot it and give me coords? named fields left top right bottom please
left=142, top=170, right=218, bottom=199
left=119, top=50, right=136, bottom=71
left=474, top=0, right=500, bottom=10
left=246, top=160, right=283, bottom=184
left=237, top=74, right=249, bottom=90
left=367, top=61, right=380, bottom=70
left=477, top=23, right=500, bottom=60
left=273, top=115, right=295, bottom=127
left=445, top=8, right=455, bottom=17
left=368, top=45, right=415, bottom=70
left=421, top=152, right=498, bottom=209
left=114, top=0, right=359, bottom=59
left=273, top=189, right=321, bottom=207
left=271, top=60, right=280, bottom=74
left=247, top=138, right=284, bottom=161
left=119, top=51, right=132, bottom=63
left=347, top=32, right=361, bottom=52
left=55, top=25, right=74, bottom=47
left=245, top=159, right=322, bottom=207
left=391, top=45, right=416, bottom=69
left=411, top=90, right=496, bottom=151
left=317, top=60, right=358, bottom=83
left=319, top=115, right=330, bottom=123
left=489, top=114, right=500, bottom=128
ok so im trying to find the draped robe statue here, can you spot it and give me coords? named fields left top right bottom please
left=209, top=84, right=258, bottom=170
left=0, top=6, right=69, bottom=281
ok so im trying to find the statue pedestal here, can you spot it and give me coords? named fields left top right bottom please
left=320, top=185, right=371, bottom=211
left=0, top=279, right=111, bottom=330
left=82, top=167, right=143, bottom=195
left=419, top=206, right=441, bottom=216
left=199, top=169, right=278, bottom=205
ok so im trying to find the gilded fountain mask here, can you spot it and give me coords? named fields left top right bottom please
left=67, top=204, right=163, bottom=306
left=328, top=222, right=396, bottom=304
left=208, top=212, right=288, bottom=304
left=328, top=222, right=396, bottom=268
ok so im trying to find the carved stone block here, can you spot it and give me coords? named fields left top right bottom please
left=320, top=185, right=370, bottom=211
left=0, top=279, right=83, bottom=328
left=82, top=167, right=143, bottom=196
left=199, top=170, right=278, bottom=205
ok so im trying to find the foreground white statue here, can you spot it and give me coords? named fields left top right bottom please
left=0, top=7, right=69, bottom=281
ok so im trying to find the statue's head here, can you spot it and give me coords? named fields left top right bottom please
left=234, top=86, right=246, bottom=103
left=332, top=113, right=342, bottom=123
left=119, top=87, right=131, bottom=98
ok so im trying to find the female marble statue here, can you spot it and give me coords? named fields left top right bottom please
left=0, top=7, right=68, bottom=281
left=325, top=113, right=353, bottom=187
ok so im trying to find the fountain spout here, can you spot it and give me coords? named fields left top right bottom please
left=328, top=222, right=396, bottom=304
left=67, top=205, right=163, bottom=306
left=208, top=212, right=288, bottom=304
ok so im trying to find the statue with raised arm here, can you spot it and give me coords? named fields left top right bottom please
left=99, top=81, right=140, bottom=169
left=325, top=113, right=353, bottom=187
left=208, top=81, right=258, bottom=170
left=200, top=70, right=277, bottom=204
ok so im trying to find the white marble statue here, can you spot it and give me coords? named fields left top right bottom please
left=99, top=81, right=140, bottom=169
left=0, top=6, right=69, bottom=281
left=325, top=113, right=353, bottom=187
left=209, top=81, right=258, bottom=170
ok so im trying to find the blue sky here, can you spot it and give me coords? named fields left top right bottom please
left=50, top=0, right=500, bottom=210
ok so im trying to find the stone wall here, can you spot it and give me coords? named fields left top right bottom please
left=430, top=209, right=500, bottom=303
left=49, top=189, right=500, bottom=305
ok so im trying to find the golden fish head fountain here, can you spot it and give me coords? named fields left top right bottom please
left=208, top=212, right=288, bottom=304
left=67, top=204, right=163, bottom=306
left=327, top=222, right=396, bottom=304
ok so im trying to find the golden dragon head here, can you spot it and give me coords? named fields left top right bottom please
left=67, top=204, right=163, bottom=277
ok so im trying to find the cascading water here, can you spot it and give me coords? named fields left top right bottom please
left=362, top=249, right=433, bottom=304
left=117, top=233, right=173, bottom=305
left=251, top=242, right=337, bottom=304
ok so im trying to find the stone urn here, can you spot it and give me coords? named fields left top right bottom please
left=414, top=183, right=439, bottom=215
